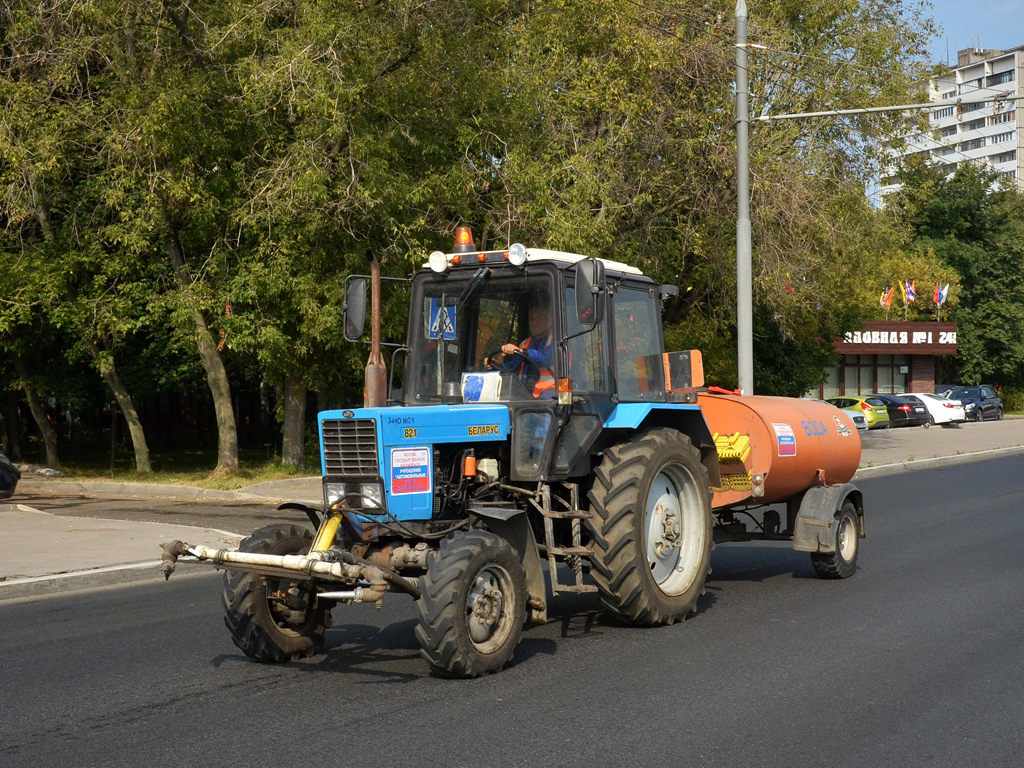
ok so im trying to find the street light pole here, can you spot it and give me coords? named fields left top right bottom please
left=735, top=0, right=753, bottom=395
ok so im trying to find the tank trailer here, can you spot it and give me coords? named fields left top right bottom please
left=161, top=229, right=864, bottom=678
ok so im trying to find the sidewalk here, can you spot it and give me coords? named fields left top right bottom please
left=2, top=419, right=1022, bottom=601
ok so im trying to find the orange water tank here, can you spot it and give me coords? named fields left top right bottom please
left=696, top=393, right=862, bottom=509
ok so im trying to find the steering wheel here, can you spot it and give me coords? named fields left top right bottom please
left=484, top=347, right=539, bottom=372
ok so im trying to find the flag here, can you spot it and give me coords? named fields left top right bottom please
left=899, top=281, right=907, bottom=302
left=933, top=282, right=941, bottom=304
left=937, top=282, right=949, bottom=304
left=905, top=280, right=916, bottom=303
left=879, top=286, right=894, bottom=307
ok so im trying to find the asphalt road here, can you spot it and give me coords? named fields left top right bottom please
left=3, top=455, right=1023, bottom=768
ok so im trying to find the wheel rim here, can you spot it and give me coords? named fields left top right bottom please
left=837, top=514, right=857, bottom=562
left=264, top=579, right=312, bottom=637
left=644, top=464, right=707, bottom=594
left=465, top=563, right=516, bottom=653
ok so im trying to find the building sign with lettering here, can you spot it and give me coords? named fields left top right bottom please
left=834, top=321, right=957, bottom=356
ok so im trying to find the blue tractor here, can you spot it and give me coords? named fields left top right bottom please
left=161, top=228, right=862, bottom=677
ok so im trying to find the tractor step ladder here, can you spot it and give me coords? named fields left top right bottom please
left=540, top=485, right=597, bottom=594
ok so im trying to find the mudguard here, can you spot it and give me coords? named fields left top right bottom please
left=792, top=483, right=864, bottom=553
left=468, top=505, right=547, bottom=624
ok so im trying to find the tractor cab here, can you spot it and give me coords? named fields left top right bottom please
left=391, top=229, right=677, bottom=482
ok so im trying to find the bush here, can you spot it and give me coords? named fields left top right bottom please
left=1000, top=388, right=1024, bottom=413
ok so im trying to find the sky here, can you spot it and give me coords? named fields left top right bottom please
left=927, top=1, right=1024, bottom=64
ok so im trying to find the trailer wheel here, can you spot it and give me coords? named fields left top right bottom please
left=222, top=523, right=331, bottom=663
left=415, top=530, right=527, bottom=678
left=810, top=502, right=859, bottom=579
left=587, top=428, right=712, bottom=626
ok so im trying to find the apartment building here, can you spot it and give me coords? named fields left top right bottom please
left=880, top=45, right=1023, bottom=195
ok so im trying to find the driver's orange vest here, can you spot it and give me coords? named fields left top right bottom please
left=521, top=334, right=555, bottom=397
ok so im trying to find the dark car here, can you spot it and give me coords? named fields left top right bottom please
left=870, top=393, right=931, bottom=428
left=0, top=450, right=19, bottom=499
left=945, top=385, right=1003, bottom=422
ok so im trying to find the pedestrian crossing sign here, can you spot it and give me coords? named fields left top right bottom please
left=428, top=299, right=457, bottom=340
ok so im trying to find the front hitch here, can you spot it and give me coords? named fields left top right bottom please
left=158, top=539, right=421, bottom=600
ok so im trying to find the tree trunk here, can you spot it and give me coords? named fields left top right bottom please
left=281, top=376, right=307, bottom=469
left=5, top=397, right=21, bottom=461
left=10, top=353, right=60, bottom=469
left=84, top=339, right=153, bottom=474
left=165, top=231, right=239, bottom=474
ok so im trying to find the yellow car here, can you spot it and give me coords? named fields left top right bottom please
left=826, top=396, right=891, bottom=429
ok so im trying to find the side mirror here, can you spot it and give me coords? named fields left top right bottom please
left=575, top=258, right=606, bottom=326
left=344, top=278, right=367, bottom=340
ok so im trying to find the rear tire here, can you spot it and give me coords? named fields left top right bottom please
left=587, top=428, right=712, bottom=625
left=415, top=530, right=527, bottom=678
left=810, top=502, right=860, bottom=579
left=222, top=523, right=331, bottom=663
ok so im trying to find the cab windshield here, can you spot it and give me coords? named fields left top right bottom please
left=406, top=271, right=555, bottom=405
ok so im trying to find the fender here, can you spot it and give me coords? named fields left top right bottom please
left=467, top=506, right=547, bottom=624
left=792, top=483, right=864, bottom=553
left=602, top=403, right=720, bottom=487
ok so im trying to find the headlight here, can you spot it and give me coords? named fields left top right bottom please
left=359, top=483, right=384, bottom=509
left=964, top=403, right=977, bottom=410
left=324, top=482, right=345, bottom=508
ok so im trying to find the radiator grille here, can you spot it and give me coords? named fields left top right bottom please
left=321, top=419, right=379, bottom=475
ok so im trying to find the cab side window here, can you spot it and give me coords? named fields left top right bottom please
left=565, top=287, right=607, bottom=393
left=613, top=287, right=664, bottom=401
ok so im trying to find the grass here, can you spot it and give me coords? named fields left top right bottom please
left=32, top=447, right=317, bottom=490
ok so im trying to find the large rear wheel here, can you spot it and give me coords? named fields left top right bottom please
left=587, top=428, right=712, bottom=625
left=222, top=523, right=331, bottom=662
left=415, top=530, right=527, bottom=678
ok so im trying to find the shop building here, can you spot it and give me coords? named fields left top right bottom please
left=817, top=321, right=957, bottom=398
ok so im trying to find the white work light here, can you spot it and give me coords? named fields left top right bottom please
left=507, top=243, right=527, bottom=266
left=428, top=250, right=448, bottom=273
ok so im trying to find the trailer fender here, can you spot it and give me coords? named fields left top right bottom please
left=792, top=484, right=864, bottom=554
left=468, top=506, right=547, bottom=624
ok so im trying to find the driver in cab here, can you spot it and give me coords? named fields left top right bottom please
left=486, top=303, right=556, bottom=398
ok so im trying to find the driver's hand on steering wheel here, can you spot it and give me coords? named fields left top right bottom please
left=501, top=343, right=522, bottom=356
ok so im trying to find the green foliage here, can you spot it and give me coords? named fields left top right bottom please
left=889, top=161, right=1024, bottom=388
left=1, top=0, right=945, bottom=417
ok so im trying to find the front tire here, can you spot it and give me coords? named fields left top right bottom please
left=222, top=523, right=331, bottom=663
left=415, top=530, right=527, bottom=678
left=587, top=428, right=712, bottom=625
left=810, top=502, right=860, bottom=579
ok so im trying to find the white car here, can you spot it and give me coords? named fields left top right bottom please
left=899, top=392, right=966, bottom=426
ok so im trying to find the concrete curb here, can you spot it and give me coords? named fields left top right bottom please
left=0, top=562, right=215, bottom=601
left=19, top=478, right=322, bottom=505
left=855, top=443, right=1024, bottom=479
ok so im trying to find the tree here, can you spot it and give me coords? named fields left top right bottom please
left=889, top=160, right=1024, bottom=387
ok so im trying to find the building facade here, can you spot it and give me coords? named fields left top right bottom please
left=880, top=45, right=1023, bottom=195
left=816, top=321, right=957, bottom=398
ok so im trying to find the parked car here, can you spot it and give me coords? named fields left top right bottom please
left=945, top=385, right=1003, bottom=421
left=804, top=398, right=868, bottom=431
left=870, top=393, right=931, bottom=428
left=826, top=396, right=891, bottom=429
left=899, top=392, right=967, bottom=426
left=0, top=450, right=19, bottom=499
